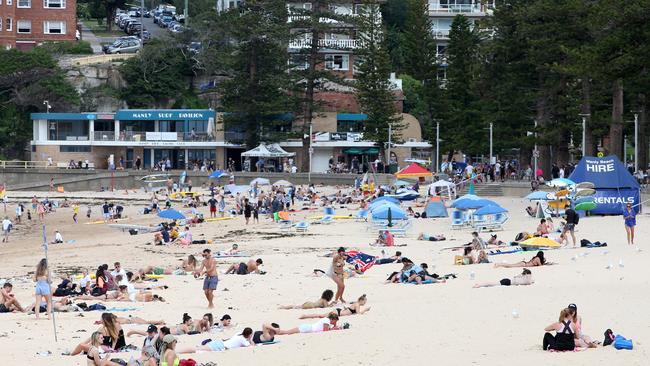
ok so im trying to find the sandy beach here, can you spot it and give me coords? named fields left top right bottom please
left=0, top=188, right=648, bottom=366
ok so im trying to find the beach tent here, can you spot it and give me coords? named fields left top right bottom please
left=395, top=163, right=433, bottom=179
left=425, top=198, right=448, bottom=217
left=568, top=155, right=640, bottom=214
left=241, top=143, right=295, bottom=158
left=428, top=180, right=456, bottom=200
left=250, top=177, right=270, bottom=186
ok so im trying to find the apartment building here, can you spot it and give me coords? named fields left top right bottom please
left=428, top=0, right=494, bottom=78
left=0, top=0, right=77, bottom=50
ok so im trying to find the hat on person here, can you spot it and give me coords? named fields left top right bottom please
left=162, top=334, right=176, bottom=344
left=147, top=325, right=158, bottom=333
left=220, top=314, right=231, bottom=321
left=568, top=303, right=577, bottom=310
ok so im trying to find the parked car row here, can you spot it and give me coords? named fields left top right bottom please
left=153, top=9, right=185, bottom=33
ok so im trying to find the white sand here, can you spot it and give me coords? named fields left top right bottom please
left=0, top=190, right=648, bottom=365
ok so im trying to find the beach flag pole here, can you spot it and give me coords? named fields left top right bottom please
left=42, top=224, right=59, bottom=342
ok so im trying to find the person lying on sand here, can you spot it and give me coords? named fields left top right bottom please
left=115, top=285, right=164, bottom=302
left=177, top=327, right=255, bottom=353
left=417, top=233, right=446, bottom=242
left=211, top=314, right=233, bottom=332
left=282, top=312, right=343, bottom=334
left=138, top=255, right=198, bottom=277
left=487, top=234, right=506, bottom=246
left=299, top=294, right=371, bottom=319
left=0, top=282, right=26, bottom=313
left=221, top=243, right=240, bottom=256
left=374, top=250, right=402, bottom=265
left=279, top=289, right=334, bottom=309
left=100, top=316, right=164, bottom=326
left=225, top=259, right=264, bottom=275
left=473, top=268, right=534, bottom=288
left=127, top=314, right=198, bottom=338
left=252, top=323, right=281, bottom=344
left=494, top=251, right=547, bottom=268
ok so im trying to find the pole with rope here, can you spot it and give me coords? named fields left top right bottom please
left=42, top=225, right=58, bottom=342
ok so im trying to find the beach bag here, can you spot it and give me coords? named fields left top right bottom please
left=179, top=359, right=196, bottom=366
left=580, top=239, right=591, bottom=247
left=614, top=335, right=633, bottom=350
left=603, top=329, right=615, bottom=346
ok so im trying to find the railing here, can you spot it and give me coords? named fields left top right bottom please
left=0, top=161, right=50, bottom=169
left=115, top=131, right=217, bottom=142
left=58, top=53, right=137, bottom=67
left=55, top=135, right=89, bottom=141
left=288, top=14, right=357, bottom=24
left=289, top=38, right=358, bottom=49
left=94, top=131, right=115, bottom=141
left=428, top=4, right=489, bottom=14
left=432, top=29, right=450, bottom=39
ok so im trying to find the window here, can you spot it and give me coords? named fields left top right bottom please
left=43, top=0, right=65, bottom=8
left=17, top=20, right=30, bottom=33
left=44, top=20, right=65, bottom=34
left=325, top=54, right=349, bottom=71
left=60, top=145, right=91, bottom=153
left=18, top=0, right=30, bottom=7
left=7, top=0, right=11, bottom=5
left=5, top=18, right=11, bottom=32
left=0, top=19, right=2, bottom=32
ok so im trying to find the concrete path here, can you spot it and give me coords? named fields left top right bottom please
left=79, top=23, right=104, bottom=54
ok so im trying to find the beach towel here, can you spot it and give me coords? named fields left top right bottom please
left=105, top=307, right=138, bottom=312
left=344, top=251, right=376, bottom=273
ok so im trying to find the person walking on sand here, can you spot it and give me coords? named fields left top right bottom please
left=623, top=203, right=636, bottom=245
left=37, top=202, right=45, bottom=221
left=49, top=178, right=54, bottom=192
left=330, top=247, right=347, bottom=304
left=2, top=216, right=11, bottom=243
left=34, top=258, right=52, bottom=319
left=195, top=248, right=218, bottom=308
left=72, top=203, right=79, bottom=223
left=561, top=208, right=578, bottom=247
left=243, top=198, right=252, bottom=225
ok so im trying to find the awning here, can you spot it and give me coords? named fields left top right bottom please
left=241, top=143, right=295, bottom=157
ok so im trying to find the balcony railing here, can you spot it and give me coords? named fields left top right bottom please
left=428, top=3, right=494, bottom=14
left=94, top=131, right=115, bottom=141
left=289, top=38, right=358, bottom=49
left=288, top=14, right=357, bottom=24
left=432, top=29, right=450, bottom=39
left=114, top=131, right=217, bottom=142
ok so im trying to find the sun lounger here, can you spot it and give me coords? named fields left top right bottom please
left=316, top=215, right=334, bottom=224
left=294, top=221, right=310, bottom=232
left=451, top=210, right=465, bottom=230
left=279, top=220, right=293, bottom=232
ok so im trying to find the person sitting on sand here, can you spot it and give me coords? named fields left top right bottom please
left=371, top=230, right=394, bottom=247
left=70, top=313, right=126, bottom=355
left=535, top=219, right=550, bottom=236
left=462, top=246, right=476, bottom=265
left=407, top=264, right=446, bottom=285
left=566, top=303, right=597, bottom=348
left=222, top=244, right=240, bottom=256
left=470, top=231, right=487, bottom=250
left=211, top=314, right=233, bottom=332
left=283, top=312, right=341, bottom=334
left=543, top=308, right=576, bottom=351
left=476, top=250, right=490, bottom=264
left=299, top=294, right=371, bottom=319
left=159, top=335, right=180, bottom=366
left=494, top=251, right=546, bottom=268
left=374, top=251, right=402, bottom=265
left=473, top=268, right=534, bottom=288
left=169, top=313, right=194, bottom=335
left=86, top=331, right=129, bottom=366
left=177, top=328, right=255, bottom=353
left=225, top=258, right=263, bottom=275
left=178, top=226, right=193, bottom=246
left=279, top=289, right=334, bottom=309
left=417, top=233, right=446, bottom=242
left=0, top=282, right=26, bottom=313
left=388, top=257, right=415, bottom=283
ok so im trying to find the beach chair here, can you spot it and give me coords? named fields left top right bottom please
left=473, top=214, right=487, bottom=229
left=476, top=213, right=508, bottom=232
left=451, top=210, right=464, bottom=230
left=324, top=207, right=335, bottom=216
left=380, top=220, right=412, bottom=237
left=294, top=221, right=310, bottom=232
left=279, top=220, right=293, bottom=232
left=317, top=215, right=334, bottom=224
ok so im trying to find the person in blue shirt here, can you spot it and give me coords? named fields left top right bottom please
left=623, top=203, right=636, bottom=245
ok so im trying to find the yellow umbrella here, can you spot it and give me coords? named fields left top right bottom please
left=548, top=199, right=569, bottom=209
left=521, top=237, right=561, bottom=248
left=555, top=189, right=569, bottom=197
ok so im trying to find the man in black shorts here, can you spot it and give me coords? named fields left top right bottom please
left=225, top=258, right=263, bottom=275
left=561, top=208, right=578, bottom=247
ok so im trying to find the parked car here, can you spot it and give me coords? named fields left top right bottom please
left=105, top=39, right=141, bottom=54
left=153, top=10, right=162, bottom=23
left=123, top=19, right=140, bottom=32
left=170, top=24, right=184, bottom=33
left=126, top=22, right=142, bottom=34
left=102, top=36, right=139, bottom=53
left=143, top=10, right=151, bottom=18
left=119, top=17, right=135, bottom=29
left=160, top=16, right=173, bottom=28
left=133, top=30, right=151, bottom=43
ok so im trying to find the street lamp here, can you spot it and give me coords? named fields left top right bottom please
left=578, top=113, right=590, bottom=157
left=43, top=100, right=52, bottom=113
left=634, top=113, right=639, bottom=173
left=436, top=121, right=440, bottom=173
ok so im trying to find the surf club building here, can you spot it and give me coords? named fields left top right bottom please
left=30, top=109, right=431, bottom=171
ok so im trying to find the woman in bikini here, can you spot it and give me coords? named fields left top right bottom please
left=283, top=312, right=340, bottom=335
left=494, top=251, right=546, bottom=268
left=71, top=313, right=126, bottom=355
left=299, top=294, right=371, bottom=319
left=86, top=331, right=127, bottom=366
left=279, top=290, right=334, bottom=310
left=169, top=313, right=194, bottom=335
left=138, top=255, right=198, bottom=278
left=329, top=247, right=347, bottom=304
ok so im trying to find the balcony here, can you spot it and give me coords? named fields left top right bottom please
left=289, top=38, right=358, bottom=49
left=288, top=14, right=358, bottom=24
left=428, top=3, right=494, bottom=16
left=94, top=131, right=115, bottom=141
left=116, top=131, right=217, bottom=142
left=432, top=29, right=450, bottom=39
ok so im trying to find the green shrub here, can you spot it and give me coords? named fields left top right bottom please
left=36, top=41, right=94, bottom=55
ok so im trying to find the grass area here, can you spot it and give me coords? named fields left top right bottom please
left=81, top=19, right=124, bottom=38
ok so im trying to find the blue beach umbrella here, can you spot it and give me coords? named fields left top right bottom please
left=157, top=209, right=186, bottom=220
left=525, top=191, right=553, bottom=200
left=474, top=205, right=508, bottom=216
left=371, top=205, right=407, bottom=220
left=209, top=170, right=228, bottom=179
left=454, top=198, right=498, bottom=210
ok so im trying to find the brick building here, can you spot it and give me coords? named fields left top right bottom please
left=0, top=0, right=77, bottom=50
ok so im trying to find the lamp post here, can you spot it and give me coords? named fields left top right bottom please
left=578, top=114, right=590, bottom=157
left=634, top=113, right=639, bottom=173
left=489, top=122, right=493, bottom=164
left=436, top=121, right=440, bottom=173
left=43, top=100, right=51, bottom=113
left=533, top=119, right=538, bottom=179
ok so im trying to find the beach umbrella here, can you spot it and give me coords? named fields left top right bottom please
left=209, top=170, right=228, bottom=179
left=158, top=209, right=186, bottom=220
left=474, top=205, right=508, bottom=216
left=370, top=196, right=400, bottom=205
left=525, top=191, right=553, bottom=200
left=393, top=180, right=411, bottom=187
left=273, top=180, right=293, bottom=187
left=250, top=177, right=270, bottom=186
left=574, top=201, right=597, bottom=211
left=369, top=200, right=401, bottom=212
left=520, top=237, right=561, bottom=248
left=547, top=178, right=575, bottom=188
left=575, top=182, right=595, bottom=189
left=574, top=188, right=596, bottom=197
left=453, top=198, right=498, bottom=210
left=371, top=205, right=407, bottom=220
